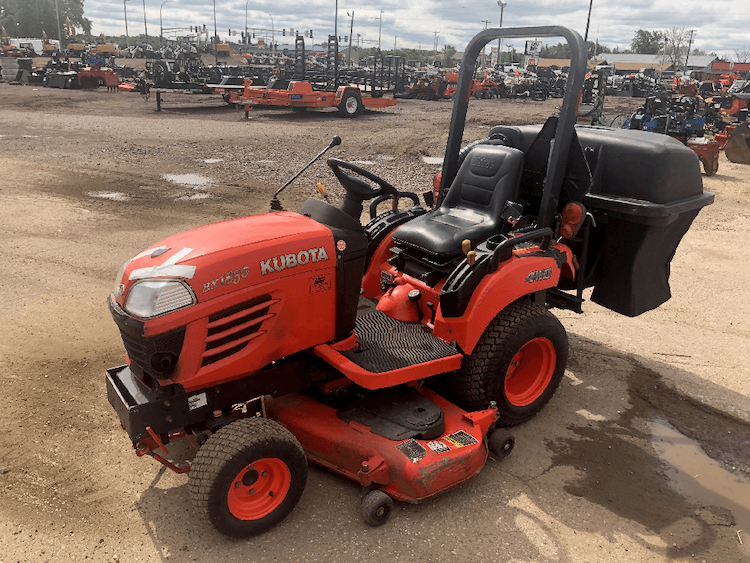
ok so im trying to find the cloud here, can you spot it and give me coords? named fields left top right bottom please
left=83, top=0, right=749, bottom=59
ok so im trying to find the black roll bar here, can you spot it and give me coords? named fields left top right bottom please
left=439, top=26, right=588, bottom=230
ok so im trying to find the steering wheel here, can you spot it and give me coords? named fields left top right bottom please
left=327, top=158, right=400, bottom=219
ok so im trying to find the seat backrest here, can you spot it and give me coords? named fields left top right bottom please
left=442, top=144, right=524, bottom=219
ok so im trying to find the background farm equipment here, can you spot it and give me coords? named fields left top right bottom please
left=40, top=56, right=120, bottom=90
left=229, top=35, right=401, bottom=117
left=622, top=94, right=720, bottom=175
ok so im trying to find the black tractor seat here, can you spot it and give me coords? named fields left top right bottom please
left=392, top=144, right=524, bottom=261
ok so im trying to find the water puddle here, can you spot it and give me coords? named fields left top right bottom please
left=421, top=156, right=443, bottom=165
left=650, top=419, right=750, bottom=555
left=201, top=158, right=223, bottom=164
left=87, top=191, right=131, bottom=202
left=162, top=174, right=212, bottom=188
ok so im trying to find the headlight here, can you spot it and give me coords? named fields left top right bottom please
left=124, top=279, right=196, bottom=319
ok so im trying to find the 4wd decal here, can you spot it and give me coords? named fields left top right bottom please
left=260, top=247, right=329, bottom=276
left=525, top=267, right=552, bottom=283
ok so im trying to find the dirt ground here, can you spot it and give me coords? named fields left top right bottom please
left=0, top=83, right=748, bottom=563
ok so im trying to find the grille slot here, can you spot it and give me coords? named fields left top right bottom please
left=202, top=295, right=278, bottom=367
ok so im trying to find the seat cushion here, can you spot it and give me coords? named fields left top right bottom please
left=393, top=145, right=524, bottom=259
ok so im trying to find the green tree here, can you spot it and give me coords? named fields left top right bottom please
left=540, top=42, right=569, bottom=59
left=0, top=0, right=90, bottom=40
left=630, top=29, right=664, bottom=54
left=442, top=44, right=456, bottom=62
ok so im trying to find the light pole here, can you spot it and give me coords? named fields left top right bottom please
left=212, top=0, right=218, bottom=63
left=497, top=0, right=506, bottom=66
left=346, top=11, right=354, bottom=65
left=160, top=0, right=173, bottom=47
left=375, top=9, right=383, bottom=50
left=245, top=0, right=250, bottom=46
left=481, top=19, right=490, bottom=68
left=123, top=0, right=130, bottom=49
left=142, top=0, right=148, bottom=42
left=54, top=0, right=63, bottom=50
left=266, top=12, right=274, bottom=58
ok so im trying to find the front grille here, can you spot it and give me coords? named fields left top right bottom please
left=201, top=294, right=278, bottom=367
left=119, top=327, right=186, bottom=380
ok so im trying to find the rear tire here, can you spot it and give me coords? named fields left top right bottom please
left=189, top=417, right=308, bottom=538
left=450, top=300, right=568, bottom=426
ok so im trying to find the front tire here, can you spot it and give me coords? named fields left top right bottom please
left=450, top=300, right=568, bottom=426
left=189, top=417, right=308, bottom=538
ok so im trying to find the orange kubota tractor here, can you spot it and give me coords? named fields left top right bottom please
left=106, top=26, right=713, bottom=537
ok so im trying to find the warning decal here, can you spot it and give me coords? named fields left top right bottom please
left=427, top=441, right=451, bottom=454
left=443, top=430, right=478, bottom=448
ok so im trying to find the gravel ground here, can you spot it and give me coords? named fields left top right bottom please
left=0, top=82, right=748, bottom=563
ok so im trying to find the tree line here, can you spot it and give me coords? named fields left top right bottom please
left=0, top=0, right=90, bottom=39
left=539, top=28, right=731, bottom=67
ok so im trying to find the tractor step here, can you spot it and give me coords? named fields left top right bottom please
left=314, top=310, right=462, bottom=390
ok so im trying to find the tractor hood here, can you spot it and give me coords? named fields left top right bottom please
left=113, top=211, right=335, bottom=312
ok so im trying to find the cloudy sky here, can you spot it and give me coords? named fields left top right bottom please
left=84, top=0, right=748, bottom=59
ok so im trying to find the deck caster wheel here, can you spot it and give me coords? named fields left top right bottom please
left=361, top=490, right=393, bottom=526
left=189, top=417, right=307, bottom=538
left=488, top=430, right=515, bottom=459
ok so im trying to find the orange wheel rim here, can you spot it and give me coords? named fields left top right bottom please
left=504, top=337, right=556, bottom=407
left=227, top=458, right=291, bottom=520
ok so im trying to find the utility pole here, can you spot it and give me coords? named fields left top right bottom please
left=394, top=36, right=397, bottom=50
left=433, top=31, right=439, bottom=55
left=481, top=19, right=490, bottom=69
left=497, top=1, right=506, bottom=66
left=213, top=0, right=218, bottom=64
left=377, top=9, right=383, bottom=50
left=347, top=11, right=354, bottom=65
left=124, top=0, right=130, bottom=49
left=685, top=29, right=696, bottom=69
left=245, top=0, right=250, bottom=47
left=584, top=0, right=593, bottom=44
left=54, top=0, right=63, bottom=48
left=266, top=12, right=274, bottom=58
left=142, top=0, right=148, bottom=42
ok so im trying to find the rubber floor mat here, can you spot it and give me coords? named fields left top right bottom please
left=342, top=309, right=457, bottom=373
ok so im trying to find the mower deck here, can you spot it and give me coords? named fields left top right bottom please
left=265, top=387, right=498, bottom=503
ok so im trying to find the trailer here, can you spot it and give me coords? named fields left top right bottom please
left=230, top=78, right=397, bottom=118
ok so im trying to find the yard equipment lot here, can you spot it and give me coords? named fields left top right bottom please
left=0, top=84, right=748, bottom=562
